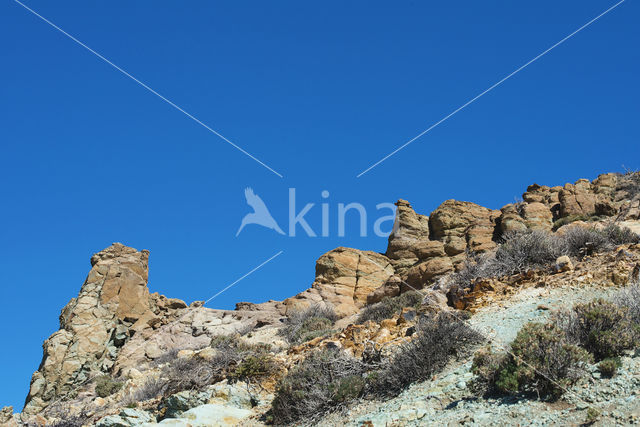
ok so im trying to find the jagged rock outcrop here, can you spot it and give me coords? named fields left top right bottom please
left=386, top=200, right=430, bottom=260
left=284, top=247, right=394, bottom=317
left=13, top=171, right=640, bottom=426
left=24, top=243, right=155, bottom=415
left=23, top=244, right=287, bottom=418
left=430, top=200, right=500, bottom=266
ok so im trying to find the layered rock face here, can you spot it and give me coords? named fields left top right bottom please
left=283, top=247, right=394, bottom=317
left=24, top=244, right=154, bottom=415
left=23, top=244, right=288, bottom=417
left=16, top=171, right=640, bottom=423
left=377, top=172, right=640, bottom=295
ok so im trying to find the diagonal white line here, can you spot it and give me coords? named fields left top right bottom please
left=357, top=0, right=626, bottom=178
left=12, top=0, right=284, bottom=178
left=204, top=250, right=283, bottom=305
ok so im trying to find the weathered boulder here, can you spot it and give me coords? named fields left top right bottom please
left=366, top=276, right=402, bottom=304
left=430, top=200, right=499, bottom=265
left=521, top=202, right=553, bottom=231
left=405, top=257, right=454, bottom=290
left=284, top=247, right=394, bottom=317
left=385, top=199, right=430, bottom=261
left=499, top=204, right=527, bottom=234
left=555, top=255, right=574, bottom=273
left=522, top=183, right=560, bottom=207
left=559, top=180, right=597, bottom=217
left=0, top=407, right=17, bottom=426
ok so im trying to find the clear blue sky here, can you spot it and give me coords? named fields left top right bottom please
left=1, top=0, right=638, bottom=411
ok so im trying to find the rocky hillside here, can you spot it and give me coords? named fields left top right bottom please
left=2, top=171, right=640, bottom=426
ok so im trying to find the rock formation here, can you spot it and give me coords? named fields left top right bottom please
left=10, top=171, right=640, bottom=426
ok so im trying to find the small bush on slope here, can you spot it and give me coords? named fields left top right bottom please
left=163, top=334, right=275, bottom=395
left=616, top=170, right=640, bottom=199
left=371, top=312, right=483, bottom=397
left=598, top=357, right=621, bottom=378
left=95, top=375, right=123, bottom=398
left=121, top=376, right=168, bottom=405
left=472, top=322, right=592, bottom=400
left=357, top=291, right=424, bottom=324
left=279, top=305, right=338, bottom=344
left=558, top=299, right=639, bottom=360
left=448, top=225, right=639, bottom=291
left=613, top=282, right=640, bottom=325
left=229, top=354, right=278, bottom=383
left=271, top=312, right=481, bottom=423
left=270, top=348, right=366, bottom=425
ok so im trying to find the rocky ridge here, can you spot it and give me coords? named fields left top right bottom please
left=3, top=171, right=640, bottom=426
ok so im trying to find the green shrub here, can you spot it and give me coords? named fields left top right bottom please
left=571, top=299, right=638, bottom=360
left=95, top=375, right=123, bottom=398
left=473, top=322, right=592, bottom=399
left=229, top=354, right=277, bottom=383
left=585, top=407, right=601, bottom=424
left=280, top=305, right=337, bottom=344
left=371, top=312, right=483, bottom=397
left=329, top=375, right=366, bottom=403
left=270, top=348, right=365, bottom=424
left=357, top=291, right=424, bottom=324
left=598, top=357, right=621, bottom=378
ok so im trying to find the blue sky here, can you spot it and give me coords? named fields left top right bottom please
left=1, top=0, right=638, bottom=411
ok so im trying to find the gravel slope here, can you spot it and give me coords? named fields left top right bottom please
left=321, top=284, right=640, bottom=427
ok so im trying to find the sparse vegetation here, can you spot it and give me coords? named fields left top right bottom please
left=280, top=305, right=338, bottom=344
left=472, top=322, right=592, bottom=399
left=95, top=375, right=123, bottom=398
left=151, top=348, right=180, bottom=367
left=613, top=283, right=640, bottom=325
left=371, top=312, right=483, bottom=397
left=229, top=354, right=278, bottom=383
left=616, top=170, right=640, bottom=199
left=163, top=334, right=275, bottom=395
left=552, top=214, right=599, bottom=231
left=568, top=299, right=638, bottom=360
left=270, top=348, right=366, bottom=424
left=122, top=376, right=168, bottom=405
left=598, top=357, right=621, bottom=378
left=449, top=225, right=639, bottom=292
left=585, top=407, right=601, bottom=424
left=357, top=291, right=424, bottom=324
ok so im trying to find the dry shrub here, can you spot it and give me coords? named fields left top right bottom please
left=122, top=376, right=168, bottom=405
left=616, top=170, right=640, bottom=199
left=163, top=334, right=274, bottom=395
left=280, top=305, right=337, bottom=344
left=449, top=225, right=638, bottom=292
left=372, top=312, right=483, bottom=397
left=270, top=348, right=366, bottom=424
left=613, top=283, right=640, bottom=325
left=357, top=291, right=423, bottom=324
